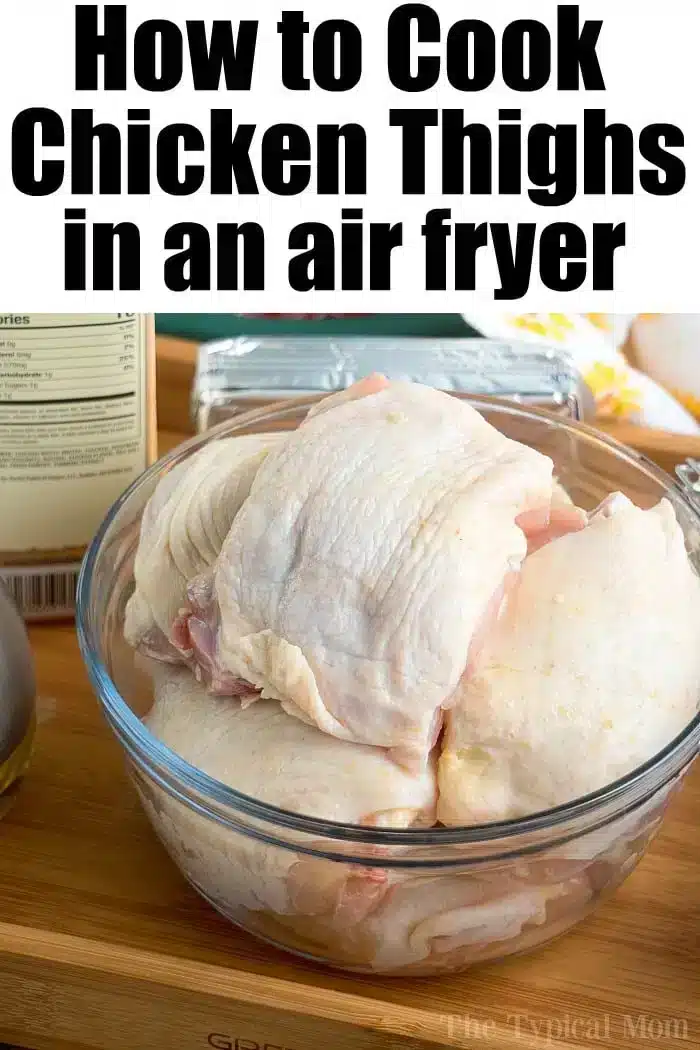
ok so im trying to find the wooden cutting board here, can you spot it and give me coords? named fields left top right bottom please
left=1, top=430, right=699, bottom=1050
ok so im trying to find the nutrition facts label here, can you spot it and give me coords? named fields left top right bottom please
left=0, top=314, right=153, bottom=555
left=0, top=315, right=144, bottom=444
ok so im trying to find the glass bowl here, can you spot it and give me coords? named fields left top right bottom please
left=76, top=396, right=700, bottom=977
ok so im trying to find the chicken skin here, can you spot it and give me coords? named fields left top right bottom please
left=176, top=381, right=558, bottom=767
left=439, top=494, right=700, bottom=824
left=144, top=669, right=436, bottom=924
left=125, top=434, right=284, bottom=660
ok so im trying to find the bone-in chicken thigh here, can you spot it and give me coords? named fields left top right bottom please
left=177, top=381, right=557, bottom=766
left=124, top=433, right=284, bottom=660
left=439, top=494, right=700, bottom=824
left=144, top=669, right=436, bottom=924
left=147, top=669, right=437, bottom=827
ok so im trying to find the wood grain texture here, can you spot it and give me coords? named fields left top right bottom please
left=595, top=422, right=700, bottom=478
left=0, top=428, right=699, bottom=1050
left=156, top=336, right=198, bottom=434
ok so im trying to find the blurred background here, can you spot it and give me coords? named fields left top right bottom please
left=156, top=312, right=700, bottom=436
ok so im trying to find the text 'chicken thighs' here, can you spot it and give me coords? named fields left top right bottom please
left=439, top=494, right=700, bottom=824
left=124, top=434, right=284, bottom=660
left=181, top=381, right=555, bottom=766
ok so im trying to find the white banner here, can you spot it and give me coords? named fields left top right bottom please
left=0, top=0, right=698, bottom=310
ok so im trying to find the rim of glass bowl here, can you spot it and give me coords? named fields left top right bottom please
left=76, top=394, right=700, bottom=856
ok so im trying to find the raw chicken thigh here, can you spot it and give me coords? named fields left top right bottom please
left=147, top=668, right=436, bottom=828
left=124, top=434, right=283, bottom=660
left=439, top=494, right=700, bottom=825
left=144, top=669, right=436, bottom=925
left=140, top=672, right=676, bottom=976
left=353, top=870, right=592, bottom=974
left=177, top=381, right=560, bottom=766
left=142, top=670, right=592, bottom=976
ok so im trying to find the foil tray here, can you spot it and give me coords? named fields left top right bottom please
left=192, top=337, right=591, bottom=432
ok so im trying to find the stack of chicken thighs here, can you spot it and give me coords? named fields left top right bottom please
left=125, top=377, right=700, bottom=973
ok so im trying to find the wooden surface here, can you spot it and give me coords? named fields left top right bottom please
left=1, top=427, right=699, bottom=1050
left=595, top=421, right=700, bottom=478
left=156, top=336, right=199, bottom=435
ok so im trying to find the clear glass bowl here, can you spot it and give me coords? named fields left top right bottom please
left=76, top=396, right=700, bottom=977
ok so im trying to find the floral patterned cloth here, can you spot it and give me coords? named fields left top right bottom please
left=462, top=313, right=700, bottom=436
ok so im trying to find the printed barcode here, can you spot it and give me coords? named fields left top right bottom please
left=0, top=565, right=79, bottom=618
